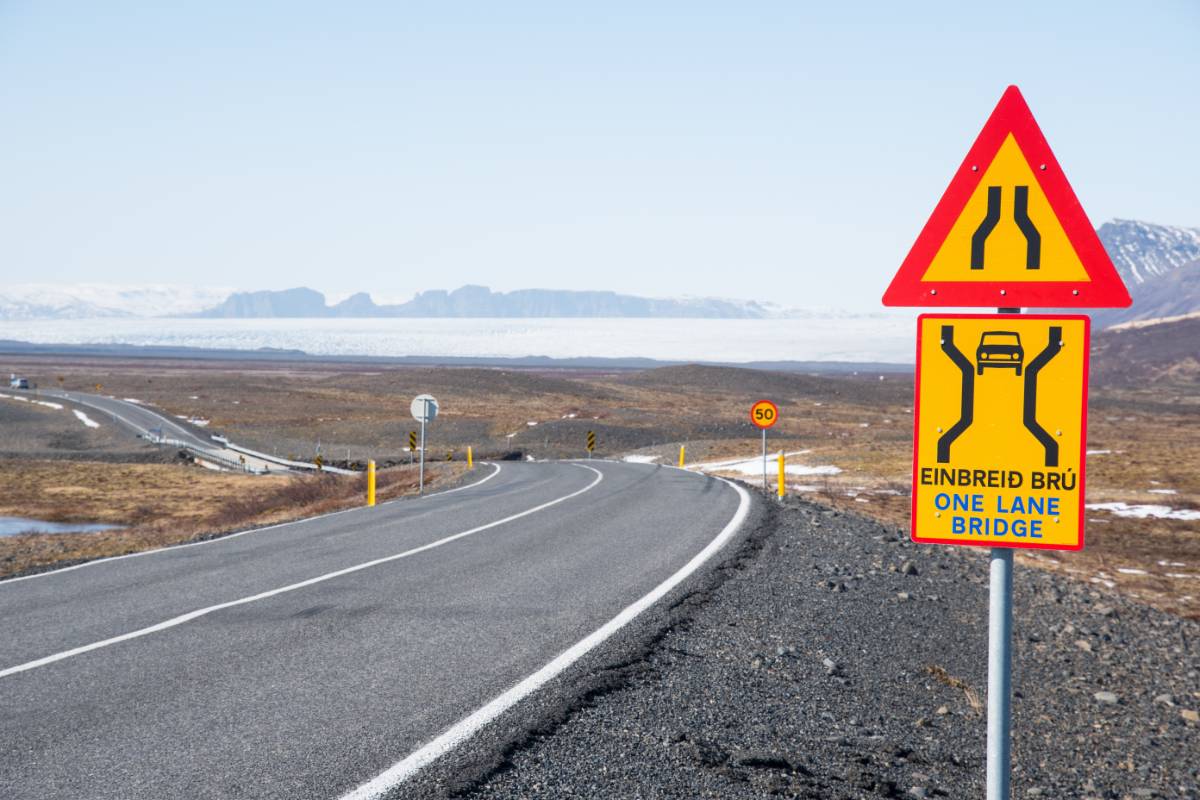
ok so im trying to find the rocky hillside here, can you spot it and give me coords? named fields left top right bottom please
left=1091, top=313, right=1200, bottom=386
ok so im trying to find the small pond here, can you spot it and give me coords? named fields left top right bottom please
left=0, top=516, right=124, bottom=537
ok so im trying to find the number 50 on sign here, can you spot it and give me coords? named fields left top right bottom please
left=750, top=400, right=778, bottom=429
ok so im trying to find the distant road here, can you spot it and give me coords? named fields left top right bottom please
left=0, top=460, right=748, bottom=800
left=40, top=387, right=214, bottom=449
left=37, top=388, right=339, bottom=473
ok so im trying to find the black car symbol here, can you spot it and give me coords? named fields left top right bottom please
left=976, top=331, right=1024, bottom=376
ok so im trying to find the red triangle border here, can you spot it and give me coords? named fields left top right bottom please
left=882, top=86, right=1131, bottom=308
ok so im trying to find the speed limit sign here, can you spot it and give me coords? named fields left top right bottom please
left=750, top=399, right=779, bottom=429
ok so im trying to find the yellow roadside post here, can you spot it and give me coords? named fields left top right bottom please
left=367, top=460, right=376, bottom=507
left=679, top=445, right=686, bottom=468
left=777, top=451, right=785, bottom=499
left=467, top=446, right=473, bottom=469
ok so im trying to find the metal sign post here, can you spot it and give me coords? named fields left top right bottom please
left=749, top=400, right=779, bottom=491
left=419, top=412, right=426, bottom=495
left=410, top=394, right=439, bottom=497
left=988, top=546, right=1014, bottom=799
left=761, top=428, right=767, bottom=488
left=884, top=85, right=1127, bottom=800
left=987, top=306, right=1017, bottom=800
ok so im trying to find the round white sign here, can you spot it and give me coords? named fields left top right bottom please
left=410, top=394, right=439, bottom=423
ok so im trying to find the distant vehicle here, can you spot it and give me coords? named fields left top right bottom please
left=976, top=332, right=1024, bottom=375
left=9, top=374, right=30, bottom=390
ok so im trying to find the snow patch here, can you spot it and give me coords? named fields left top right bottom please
left=692, top=451, right=840, bottom=479
left=1085, top=502, right=1200, bottom=521
left=622, top=455, right=660, bottom=464
left=73, top=410, right=100, bottom=428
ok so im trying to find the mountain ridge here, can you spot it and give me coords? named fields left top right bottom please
left=197, top=284, right=774, bottom=319
left=2, top=219, right=1197, bottom=322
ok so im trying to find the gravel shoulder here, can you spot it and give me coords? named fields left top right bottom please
left=414, top=489, right=1198, bottom=799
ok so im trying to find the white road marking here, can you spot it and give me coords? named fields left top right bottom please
left=338, top=471, right=751, bottom=800
left=0, top=464, right=600, bottom=679
left=420, top=462, right=502, bottom=498
left=0, top=463, right=503, bottom=587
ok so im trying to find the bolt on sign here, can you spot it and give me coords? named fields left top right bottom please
left=883, top=86, right=1130, bottom=309
left=912, top=314, right=1089, bottom=551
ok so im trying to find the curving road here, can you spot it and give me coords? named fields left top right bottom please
left=0, top=460, right=749, bottom=800
left=36, top=388, right=335, bottom=473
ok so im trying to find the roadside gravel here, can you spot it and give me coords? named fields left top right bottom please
left=452, top=492, right=1199, bottom=799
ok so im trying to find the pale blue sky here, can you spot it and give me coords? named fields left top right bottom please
left=1, top=1, right=1197, bottom=310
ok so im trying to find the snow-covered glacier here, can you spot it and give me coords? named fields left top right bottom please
left=0, top=315, right=918, bottom=364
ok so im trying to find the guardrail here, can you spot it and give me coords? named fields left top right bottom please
left=142, top=435, right=268, bottom=475
left=210, top=436, right=357, bottom=476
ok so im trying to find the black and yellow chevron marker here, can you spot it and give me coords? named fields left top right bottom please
left=409, top=431, right=417, bottom=450
left=586, top=430, right=596, bottom=453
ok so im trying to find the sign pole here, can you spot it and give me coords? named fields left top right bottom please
left=986, top=305, right=1020, bottom=800
left=419, top=401, right=427, bottom=496
left=987, top=547, right=1014, bottom=799
left=761, top=428, right=767, bottom=488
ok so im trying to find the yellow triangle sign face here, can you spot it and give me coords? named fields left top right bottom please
left=883, top=86, right=1131, bottom=308
left=920, top=135, right=1089, bottom=283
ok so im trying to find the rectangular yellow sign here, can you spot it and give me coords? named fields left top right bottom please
left=912, top=314, right=1089, bottom=551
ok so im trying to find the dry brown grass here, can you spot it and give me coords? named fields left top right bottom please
left=0, top=459, right=466, bottom=579
left=926, top=665, right=984, bottom=715
left=4, top=354, right=1197, bottom=619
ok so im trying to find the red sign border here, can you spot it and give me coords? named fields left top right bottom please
left=910, top=313, right=1089, bottom=551
left=750, top=399, right=779, bottom=429
left=883, top=86, right=1131, bottom=309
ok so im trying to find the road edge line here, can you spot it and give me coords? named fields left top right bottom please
left=337, top=471, right=752, bottom=800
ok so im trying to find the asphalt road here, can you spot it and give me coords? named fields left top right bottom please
left=36, top=389, right=313, bottom=472
left=0, top=460, right=747, bottom=800
left=39, top=388, right=214, bottom=450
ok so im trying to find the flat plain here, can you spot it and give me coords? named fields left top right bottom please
left=1, top=317, right=1196, bottom=619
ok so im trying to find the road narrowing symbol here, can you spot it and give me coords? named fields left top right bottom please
left=750, top=400, right=778, bottom=429
left=883, top=86, right=1130, bottom=309
left=912, top=314, right=1089, bottom=551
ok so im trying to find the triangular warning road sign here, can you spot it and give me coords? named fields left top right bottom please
left=883, top=86, right=1131, bottom=308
